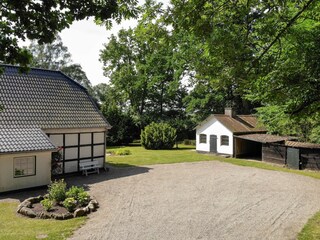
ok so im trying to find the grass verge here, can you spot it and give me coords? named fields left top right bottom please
left=298, top=211, right=320, bottom=240
left=0, top=202, right=86, bottom=240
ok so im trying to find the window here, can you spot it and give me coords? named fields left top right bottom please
left=200, top=134, right=207, bottom=143
left=14, top=156, right=36, bottom=177
left=221, top=135, right=229, bottom=146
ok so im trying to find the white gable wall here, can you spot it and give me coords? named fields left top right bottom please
left=196, top=118, right=233, bottom=155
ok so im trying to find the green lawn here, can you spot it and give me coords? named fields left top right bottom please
left=0, top=202, right=86, bottom=240
left=107, top=145, right=320, bottom=239
left=107, top=144, right=224, bottom=167
left=299, top=211, right=320, bottom=240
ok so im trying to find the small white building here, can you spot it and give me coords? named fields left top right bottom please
left=0, top=65, right=111, bottom=192
left=195, top=108, right=266, bottom=156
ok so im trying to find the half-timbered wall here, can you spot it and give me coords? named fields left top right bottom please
left=46, top=128, right=106, bottom=174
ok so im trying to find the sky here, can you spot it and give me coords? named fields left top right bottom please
left=60, top=18, right=137, bottom=86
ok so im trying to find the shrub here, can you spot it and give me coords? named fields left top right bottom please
left=40, top=198, right=53, bottom=211
left=141, top=122, right=176, bottom=150
left=63, top=197, right=77, bottom=212
left=66, top=186, right=85, bottom=199
left=48, top=179, right=67, bottom=203
left=115, top=149, right=131, bottom=155
left=77, top=191, right=90, bottom=206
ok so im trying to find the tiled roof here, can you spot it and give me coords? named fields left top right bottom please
left=285, top=141, right=320, bottom=149
left=235, top=134, right=292, bottom=143
left=0, top=127, right=56, bottom=153
left=213, top=115, right=266, bottom=133
left=0, top=65, right=111, bottom=129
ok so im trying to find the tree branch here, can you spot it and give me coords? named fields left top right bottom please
left=248, top=0, right=316, bottom=73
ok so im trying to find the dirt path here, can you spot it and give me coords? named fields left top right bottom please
left=67, top=161, right=320, bottom=240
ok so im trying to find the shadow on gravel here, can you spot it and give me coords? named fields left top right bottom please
left=0, top=164, right=151, bottom=202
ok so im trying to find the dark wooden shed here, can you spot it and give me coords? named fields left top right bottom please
left=234, top=134, right=320, bottom=171
left=234, top=134, right=291, bottom=163
left=285, top=141, right=320, bottom=170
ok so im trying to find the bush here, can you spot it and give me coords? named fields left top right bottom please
left=141, top=122, right=176, bottom=150
left=63, top=197, right=77, bottom=212
left=66, top=186, right=90, bottom=206
left=48, top=179, right=66, bottom=203
left=115, top=149, right=131, bottom=155
left=77, top=191, right=90, bottom=206
left=66, top=186, right=85, bottom=199
left=40, top=198, right=53, bottom=211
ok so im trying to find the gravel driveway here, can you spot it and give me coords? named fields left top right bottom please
left=66, top=161, right=320, bottom=240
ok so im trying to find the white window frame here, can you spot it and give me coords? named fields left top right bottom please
left=14, top=156, right=36, bottom=178
left=199, top=134, right=207, bottom=144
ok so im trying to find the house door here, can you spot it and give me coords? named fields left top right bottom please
left=210, top=135, right=217, bottom=153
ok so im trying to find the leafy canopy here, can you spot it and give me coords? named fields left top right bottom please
left=1, top=0, right=138, bottom=69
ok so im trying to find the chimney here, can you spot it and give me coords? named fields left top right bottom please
left=224, top=107, right=236, bottom=118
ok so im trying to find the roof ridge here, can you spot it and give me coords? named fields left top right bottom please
left=1, top=64, right=91, bottom=93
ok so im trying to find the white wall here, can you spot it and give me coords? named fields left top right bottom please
left=196, top=117, right=233, bottom=155
left=0, top=151, right=52, bottom=193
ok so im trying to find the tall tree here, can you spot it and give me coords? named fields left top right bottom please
left=100, top=0, right=188, bottom=128
left=169, top=0, right=319, bottom=108
left=1, top=0, right=138, bottom=69
left=169, top=0, right=320, bottom=139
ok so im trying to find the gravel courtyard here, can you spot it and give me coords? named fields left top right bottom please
left=66, top=161, right=320, bottom=240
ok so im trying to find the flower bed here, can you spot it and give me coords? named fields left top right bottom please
left=17, top=180, right=99, bottom=220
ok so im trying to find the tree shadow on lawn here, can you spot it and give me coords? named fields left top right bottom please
left=0, top=164, right=151, bottom=202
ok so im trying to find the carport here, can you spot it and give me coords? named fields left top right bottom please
left=234, top=134, right=290, bottom=161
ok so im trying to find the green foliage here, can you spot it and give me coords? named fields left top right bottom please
left=48, top=179, right=67, bottom=203
left=77, top=192, right=90, bottom=207
left=101, top=102, right=139, bottom=145
left=63, top=197, right=77, bottom=212
left=141, top=122, right=176, bottom=150
left=66, top=186, right=85, bottom=199
left=1, top=0, right=138, bottom=68
left=65, top=186, right=90, bottom=207
left=40, top=198, right=54, bottom=211
left=114, top=149, right=132, bottom=155
left=100, top=0, right=189, bottom=130
left=257, top=106, right=320, bottom=143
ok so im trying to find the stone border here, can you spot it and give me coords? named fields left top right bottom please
left=17, top=195, right=99, bottom=220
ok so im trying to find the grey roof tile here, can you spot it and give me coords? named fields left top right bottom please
left=0, top=127, right=56, bottom=153
left=0, top=65, right=111, bottom=129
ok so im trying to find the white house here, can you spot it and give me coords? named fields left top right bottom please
left=195, top=108, right=266, bottom=156
left=0, top=65, right=111, bottom=192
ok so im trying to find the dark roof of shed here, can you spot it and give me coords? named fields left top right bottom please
left=0, top=127, right=56, bottom=154
left=285, top=141, right=320, bottom=149
left=235, top=134, right=292, bottom=143
left=212, top=115, right=266, bottom=133
left=0, top=65, right=111, bottom=129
